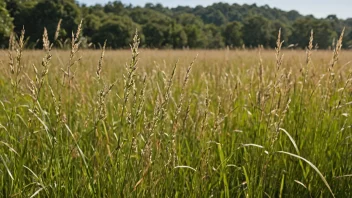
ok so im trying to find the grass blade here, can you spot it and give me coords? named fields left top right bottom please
left=174, top=166, right=197, bottom=172
left=65, top=124, right=88, bottom=169
left=334, top=174, right=352, bottom=179
left=279, top=128, right=300, bottom=155
left=0, top=154, right=14, bottom=181
left=277, top=151, right=335, bottom=198
left=30, top=187, right=44, bottom=198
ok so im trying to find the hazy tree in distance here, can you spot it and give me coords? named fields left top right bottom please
left=269, top=20, right=292, bottom=48
left=242, top=16, right=272, bottom=48
left=0, top=1, right=13, bottom=47
left=223, top=21, right=243, bottom=48
left=92, top=16, right=138, bottom=49
left=204, top=24, right=225, bottom=48
left=143, top=22, right=167, bottom=48
left=26, top=0, right=81, bottom=47
left=176, top=13, right=207, bottom=48
left=5, top=0, right=38, bottom=34
left=170, top=22, right=187, bottom=48
left=291, top=17, right=337, bottom=49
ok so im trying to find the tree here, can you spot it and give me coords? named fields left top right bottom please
left=83, top=14, right=101, bottom=39
left=313, top=20, right=337, bottom=49
left=143, top=22, right=167, bottom=48
left=176, top=13, right=204, bottom=27
left=5, top=0, right=37, bottom=35
left=203, top=9, right=227, bottom=26
left=204, top=24, right=224, bottom=48
left=290, top=18, right=313, bottom=48
left=346, top=31, right=352, bottom=48
left=25, top=0, right=81, bottom=46
left=286, top=10, right=301, bottom=21
left=0, top=1, right=13, bottom=47
left=184, top=24, right=207, bottom=48
left=223, top=21, right=243, bottom=47
left=176, top=13, right=207, bottom=48
left=92, top=16, right=138, bottom=49
left=269, top=20, right=292, bottom=48
left=170, top=22, right=187, bottom=48
left=242, top=16, right=272, bottom=47
left=291, top=17, right=337, bottom=49
left=103, top=1, right=125, bottom=15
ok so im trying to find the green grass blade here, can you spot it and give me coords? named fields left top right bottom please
left=0, top=154, right=14, bottom=181
left=277, top=151, right=335, bottom=198
left=279, top=128, right=300, bottom=155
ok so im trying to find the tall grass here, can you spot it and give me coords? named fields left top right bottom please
left=0, top=28, right=351, bottom=197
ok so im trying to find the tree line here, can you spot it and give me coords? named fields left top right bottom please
left=1, top=0, right=352, bottom=49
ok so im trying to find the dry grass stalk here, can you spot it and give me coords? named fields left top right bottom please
left=8, top=28, right=25, bottom=95
left=329, top=27, right=345, bottom=72
left=306, top=30, right=314, bottom=65
left=63, top=19, right=83, bottom=86
left=54, top=19, right=62, bottom=41
left=275, top=28, right=284, bottom=71
left=43, top=28, right=50, bottom=51
left=97, top=83, right=114, bottom=121
left=173, top=56, right=197, bottom=127
left=8, top=32, right=15, bottom=51
left=28, top=28, right=52, bottom=101
left=96, top=40, right=107, bottom=79
left=326, top=28, right=345, bottom=101
left=122, top=30, right=140, bottom=114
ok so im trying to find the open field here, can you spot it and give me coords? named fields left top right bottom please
left=0, top=35, right=352, bottom=197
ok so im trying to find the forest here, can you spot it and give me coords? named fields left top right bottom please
left=1, top=0, right=352, bottom=49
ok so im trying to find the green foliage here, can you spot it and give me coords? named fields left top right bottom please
left=269, top=20, right=292, bottom=47
left=176, top=13, right=204, bottom=27
left=4, top=0, right=37, bottom=33
left=223, top=21, right=243, bottom=47
left=184, top=24, right=207, bottom=48
left=170, top=22, right=187, bottom=48
left=291, top=17, right=338, bottom=49
left=25, top=0, right=81, bottom=47
left=83, top=14, right=101, bottom=39
left=129, top=8, right=170, bottom=24
left=204, top=24, right=225, bottom=48
left=242, top=16, right=271, bottom=47
left=347, top=31, right=352, bottom=48
left=103, top=1, right=125, bottom=15
left=143, top=22, right=167, bottom=48
left=92, top=16, right=138, bottom=48
left=203, top=8, right=227, bottom=26
left=0, top=1, right=13, bottom=47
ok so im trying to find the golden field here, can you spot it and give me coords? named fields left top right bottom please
left=0, top=41, right=352, bottom=197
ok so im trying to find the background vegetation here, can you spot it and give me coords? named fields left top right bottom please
left=1, top=0, right=352, bottom=49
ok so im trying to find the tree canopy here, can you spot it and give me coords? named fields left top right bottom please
left=1, top=0, right=352, bottom=49
left=0, top=1, right=14, bottom=47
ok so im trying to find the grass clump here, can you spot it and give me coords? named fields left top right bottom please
left=0, top=28, right=351, bottom=198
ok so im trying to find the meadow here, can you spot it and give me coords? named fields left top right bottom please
left=0, top=30, right=351, bottom=197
